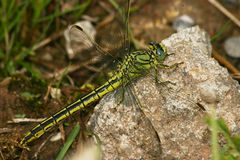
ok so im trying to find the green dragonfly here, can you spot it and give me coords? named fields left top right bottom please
left=19, top=0, right=178, bottom=146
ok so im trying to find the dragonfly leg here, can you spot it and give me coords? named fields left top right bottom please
left=154, top=67, right=161, bottom=84
left=154, top=61, right=183, bottom=85
left=158, top=62, right=183, bottom=70
left=115, top=86, right=125, bottom=105
left=153, top=66, right=175, bottom=85
left=157, top=79, right=176, bottom=86
left=167, top=52, right=175, bottom=57
left=114, top=79, right=128, bottom=105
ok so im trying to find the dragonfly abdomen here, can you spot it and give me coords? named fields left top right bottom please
left=20, top=73, right=124, bottom=145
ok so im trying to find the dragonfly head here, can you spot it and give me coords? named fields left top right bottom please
left=148, top=42, right=168, bottom=61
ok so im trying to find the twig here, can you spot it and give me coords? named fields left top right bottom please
left=97, top=14, right=115, bottom=29
left=208, top=0, right=240, bottom=28
left=32, top=31, right=63, bottom=51
left=84, top=61, right=110, bottom=85
left=212, top=49, right=240, bottom=76
left=98, top=1, right=117, bottom=28
left=43, top=84, right=52, bottom=103
left=59, top=124, right=66, bottom=142
left=99, top=1, right=114, bottom=14
left=33, top=133, right=54, bottom=159
left=0, top=150, right=5, bottom=160
left=232, top=73, right=240, bottom=80
left=7, top=118, right=46, bottom=124
left=0, top=128, right=13, bottom=134
left=84, top=65, right=102, bottom=73
left=45, top=55, right=102, bottom=79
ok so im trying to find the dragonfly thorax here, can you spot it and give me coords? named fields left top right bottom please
left=118, top=42, right=168, bottom=81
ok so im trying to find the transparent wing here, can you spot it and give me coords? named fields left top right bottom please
left=68, top=22, right=114, bottom=58
left=96, top=19, right=126, bottom=57
left=114, top=80, right=146, bottom=115
left=107, top=0, right=133, bottom=54
left=113, top=79, right=161, bottom=146
left=69, top=22, right=95, bottom=45
left=123, top=0, right=131, bottom=53
left=67, top=0, right=133, bottom=61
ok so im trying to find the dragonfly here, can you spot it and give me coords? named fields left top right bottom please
left=19, top=0, right=179, bottom=147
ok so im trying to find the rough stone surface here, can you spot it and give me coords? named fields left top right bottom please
left=88, top=26, right=240, bottom=159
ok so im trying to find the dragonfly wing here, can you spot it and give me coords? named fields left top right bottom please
left=117, top=83, right=140, bottom=109
left=88, top=80, right=162, bottom=158
left=114, top=80, right=160, bottom=130
left=68, top=23, right=114, bottom=58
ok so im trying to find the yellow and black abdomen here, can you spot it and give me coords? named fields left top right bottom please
left=20, top=74, right=124, bottom=146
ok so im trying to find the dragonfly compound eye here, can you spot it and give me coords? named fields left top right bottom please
left=156, top=43, right=167, bottom=60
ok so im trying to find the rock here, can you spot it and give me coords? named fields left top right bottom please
left=64, top=21, right=96, bottom=59
left=88, top=26, right=240, bottom=159
left=224, top=36, right=240, bottom=58
left=172, top=14, right=195, bottom=31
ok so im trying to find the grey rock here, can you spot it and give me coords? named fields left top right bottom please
left=88, top=26, right=240, bottom=159
left=172, top=14, right=195, bottom=31
left=64, top=21, right=96, bottom=59
left=224, top=36, right=240, bottom=58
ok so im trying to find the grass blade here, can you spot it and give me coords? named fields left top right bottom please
left=55, top=123, right=81, bottom=160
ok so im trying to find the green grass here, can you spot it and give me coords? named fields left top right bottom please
left=206, top=107, right=240, bottom=160
left=0, top=0, right=92, bottom=78
left=211, top=20, right=231, bottom=43
left=55, top=123, right=81, bottom=160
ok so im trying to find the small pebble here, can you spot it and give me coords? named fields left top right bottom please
left=50, top=132, right=61, bottom=142
left=172, top=14, right=195, bottom=31
left=42, top=53, right=53, bottom=61
left=224, top=36, right=240, bottom=58
left=64, top=20, right=96, bottom=59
